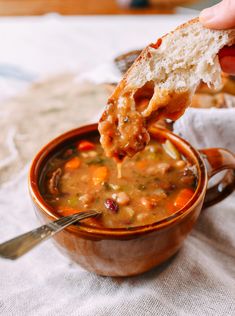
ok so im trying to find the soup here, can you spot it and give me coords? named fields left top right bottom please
left=40, top=136, right=197, bottom=228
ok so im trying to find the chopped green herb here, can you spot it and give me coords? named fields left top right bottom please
left=87, top=157, right=106, bottom=165
left=103, top=182, right=121, bottom=191
left=123, top=207, right=135, bottom=218
left=108, top=183, right=120, bottom=191
left=148, top=152, right=158, bottom=160
left=67, top=196, right=78, bottom=208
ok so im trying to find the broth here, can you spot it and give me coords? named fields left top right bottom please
left=40, top=136, right=197, bottom=229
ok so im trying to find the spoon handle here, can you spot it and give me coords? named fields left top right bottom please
left=0, top=210, right=100, bottom=260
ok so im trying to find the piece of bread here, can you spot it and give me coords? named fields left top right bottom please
left=99, top=18, right=235, bottom=161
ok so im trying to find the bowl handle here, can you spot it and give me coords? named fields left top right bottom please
left=199, top=148, right=235, bottom=208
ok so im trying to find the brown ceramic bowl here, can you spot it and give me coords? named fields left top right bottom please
left=29, top=124, right=235, bottom=277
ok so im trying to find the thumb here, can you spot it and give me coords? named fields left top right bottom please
left=199, top=0, right=235, bottom=30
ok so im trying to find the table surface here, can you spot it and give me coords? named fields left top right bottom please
left=0, top=0, right=220, bottom=15
left=0, top=13, right=235, bottom=316
left=0, top=0, right=175, bottom=16
left=0, top=12, right=197, bottom=100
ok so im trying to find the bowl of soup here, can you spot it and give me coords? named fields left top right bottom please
left=29, top=124, right=235, bottom=276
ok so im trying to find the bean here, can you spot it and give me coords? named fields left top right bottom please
left=136, top=213, right=149, bottom=222
left=146, top=163, right=171, bottom=176
left=157, top=163, right=171, bottom=175
left=104, top=198, right=119, bottom=213
left=87, top=151, right=98, bottom=158
left=114, top=192, right=130, bottom=206
left=140, top=197, right=158, bottom=209
left=175, top=160, right=186, bottom=168
left=79, top=193, right=94, bottom=206
left=180, top=168, right=195, bottom=185
left=123, top=207, right=135, bottom=218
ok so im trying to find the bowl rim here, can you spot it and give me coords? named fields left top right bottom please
left=29, top=123, right=207, bottom=239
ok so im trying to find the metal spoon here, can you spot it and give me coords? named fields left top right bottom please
left=0, top=210, right=101, bottom=260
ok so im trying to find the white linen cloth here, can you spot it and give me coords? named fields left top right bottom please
left=174, top=108, right=235, bottom=152
left=0, top=14, right=235, bottom=316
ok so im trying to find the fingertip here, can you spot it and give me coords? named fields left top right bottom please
left=220, top=56, right=235, bottom=75
left=200, top=1, right=235, bottom=30
left=219, top=46, right=235, bottom=59
left=199, top=8, right=214, bottom=26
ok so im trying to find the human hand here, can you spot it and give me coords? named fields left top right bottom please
left=200, top=0, right=235, bottom=75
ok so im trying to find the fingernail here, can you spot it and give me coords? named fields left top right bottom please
left=200, top=8, right=215, bottom=22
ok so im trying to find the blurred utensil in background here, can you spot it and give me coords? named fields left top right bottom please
left=117, top=0, right=148, bottom=8
left=0, top=0, right=198, bottom=16
left=114, top=49, right=142, bottom=74
left=117, top=0, right=201, bottom=9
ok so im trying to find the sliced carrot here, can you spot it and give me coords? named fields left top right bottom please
left=92, top=166, right=108, bottom=185
left=136, top=160, right=148, bottom=170
left=78, top=140, right=95, bottom=151
left=64, top=157, right=81, bottom=170
left=174, top=188, right=195, bottom=209
left=166, top=202, right=177, bottom=214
